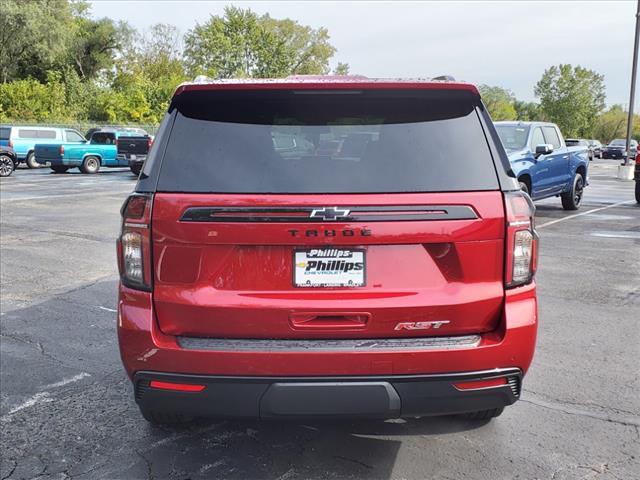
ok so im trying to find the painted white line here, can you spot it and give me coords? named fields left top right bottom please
left=537, top=200, right=636, bottom=229
left=6, top=392, right=53, bottom=415
left=43, top=372, right=91, bottom=389
left=591, top=231, right=640, bottom=239
left=97, top=306, right=117, bottom=313
left=2, top=372, right=91, bottom=418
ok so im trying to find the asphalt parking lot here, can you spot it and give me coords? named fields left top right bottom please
left=1, top=161, right=639, bottom=480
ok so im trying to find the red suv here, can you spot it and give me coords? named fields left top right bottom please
left=117, top=77, right=539, bottom=424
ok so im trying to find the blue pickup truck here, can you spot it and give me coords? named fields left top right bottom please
left=34, top=129, right=143, bottom=174
left=495, top=121, right=589, bottom=210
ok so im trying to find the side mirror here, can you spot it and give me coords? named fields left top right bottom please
left=534, top=144, right=554, bottom=158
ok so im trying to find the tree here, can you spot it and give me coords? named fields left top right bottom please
left=513, top=100, right=543, bottom=121
left=333, top=62, right=350, bottom=75
left=68, top=17, right=123, bottom=80
left=183, top=6, right=338, bottom=78
left=534, top=64, right=605, bottom=137
left=0, top=0, right=75, bottom=82
left=593, top=105, right=640, bottom=143
left=478, top=85, right=517, bottom=121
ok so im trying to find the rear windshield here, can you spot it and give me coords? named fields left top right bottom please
left=157, top=89, right=499, bottom=193
left=565, top=139, right=580, bottom=146
left=91, top=132, right=115, bottom=144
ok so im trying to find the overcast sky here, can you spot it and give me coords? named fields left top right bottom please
left=90, top=0, right=639, bottom=109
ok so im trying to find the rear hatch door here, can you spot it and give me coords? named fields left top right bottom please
left=150, top=87, right=506, bottom=339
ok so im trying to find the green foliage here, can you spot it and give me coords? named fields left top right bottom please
left=0, top=0, right=76, bottom=82
left=534, top=64, right=606, bottom=137
left=333, top=63, right=350, bottom=75
left=183, top=6, right=338, bottom=78
left=478, top=85, right=517, bottom=121
left=513, top=100, right=543, bottom=121
left=67, top=16, right=122, bottom=80
left=593, top=105, right=640, bottom=143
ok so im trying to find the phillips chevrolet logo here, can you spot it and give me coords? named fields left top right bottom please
left=309, top=207, right=351, bottom=221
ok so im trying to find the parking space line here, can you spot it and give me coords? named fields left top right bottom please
left=537, top=200, right=636, bottom=229
left=2, top=372, right=91, bottom=418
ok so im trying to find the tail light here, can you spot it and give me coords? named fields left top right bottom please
left=8, top=140, right=13, bottom=148
left=504, top=191, right=538, bottom=288
left=115, top=138, right=119, bottom=147
left=117, top=193, right=153, bottom=291
left=147, top=137, right=153, bottom=149
left=59, top=145, right=64, bottom=156
left=636, top=145, right=640, bottom=165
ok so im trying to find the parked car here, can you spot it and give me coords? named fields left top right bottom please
left=117, top=134, right=152, bottom=175
left=588, top=139, right=603, bottom=159
left=0, top=126, right=86, bottom=168
left=85, top=126, right=149, bottom=141
left=566, top=138, right=592, bottom=160
left=117, top=76, right=539, bottom=424
left=495, top=121, right=589, bottom=210
left=34, top=129, right=142, bottom=174
left=0, top=146, right=17, bottom=177
left=602, top=138, right=638, bottom=160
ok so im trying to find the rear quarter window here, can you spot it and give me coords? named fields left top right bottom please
left=156, top=89, right=499, bottom=194
left=0, top=127, right=10, bottom=140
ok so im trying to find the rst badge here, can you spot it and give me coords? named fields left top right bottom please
left=394, top=320, right=450, bottom=330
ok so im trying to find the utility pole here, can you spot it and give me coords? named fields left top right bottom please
left=624, top=0, right=640, bottom=166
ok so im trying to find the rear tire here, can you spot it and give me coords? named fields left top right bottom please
left=460, top=407, right=504, bottom=420
left=51, top=166, right=69, bottom=174
left=130, top=164, right=142, bottom=176
left=26, top=152, right=39, bottom=169
left=518, top=180, right=530, bottom=196
left=561, top=173, right=584, bottom=210
left=0, top=154, right=15, bottom=177
left=140, top=408, right=194, bottom=426
left=80, top=156, right=100, bottom=174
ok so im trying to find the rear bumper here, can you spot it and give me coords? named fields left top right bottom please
left=134, top=368, right=522, bottom=419
left=118, top=282, right=537, bottom=417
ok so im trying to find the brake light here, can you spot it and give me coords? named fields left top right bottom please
left=117, top=193, right=153, bottom=290
left=504, top=191, right=538, bottom=288
left=59, top=145, right=64, bottom=156
left=453, top=377, right=507, bottom=391
left=115, top=138, right=119, bottom=147
left=149, top=381, right=206, bottom=392
left=8, top=140, right=13, bottom=148
left=147, top=137, right=153, bottom=149
left=636, top=145, right=640, bottom=165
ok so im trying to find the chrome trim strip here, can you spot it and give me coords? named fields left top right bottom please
left=179, top=205, right=478, bottom=223
left=177, top=335, right=481, bottom=352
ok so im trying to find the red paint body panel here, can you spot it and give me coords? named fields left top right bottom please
left=117, top=282, right=537, bottom=377
left=151, top=192, right=507, bottom=338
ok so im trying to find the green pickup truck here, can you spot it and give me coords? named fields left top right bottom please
left=34, top=129, right=147, bottom=174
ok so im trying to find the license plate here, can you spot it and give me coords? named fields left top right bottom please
left=294, top=248, right=365, bottom=287
left=130, top=154, right=136, bottom=160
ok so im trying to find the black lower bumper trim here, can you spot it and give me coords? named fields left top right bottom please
left=133, top=369, right=522, bottom=419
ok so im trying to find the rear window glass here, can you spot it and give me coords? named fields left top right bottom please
left=157, top=89, right=498, bottom=193
left=0, top=127, right=10, bottom=140
left=91, top=132, right=115, bottom=144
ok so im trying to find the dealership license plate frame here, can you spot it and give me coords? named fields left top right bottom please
left=293, top=248, right=366, bottom=288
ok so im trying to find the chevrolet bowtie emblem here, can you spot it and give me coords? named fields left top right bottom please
left=309, top=207, right=351, bottom=221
